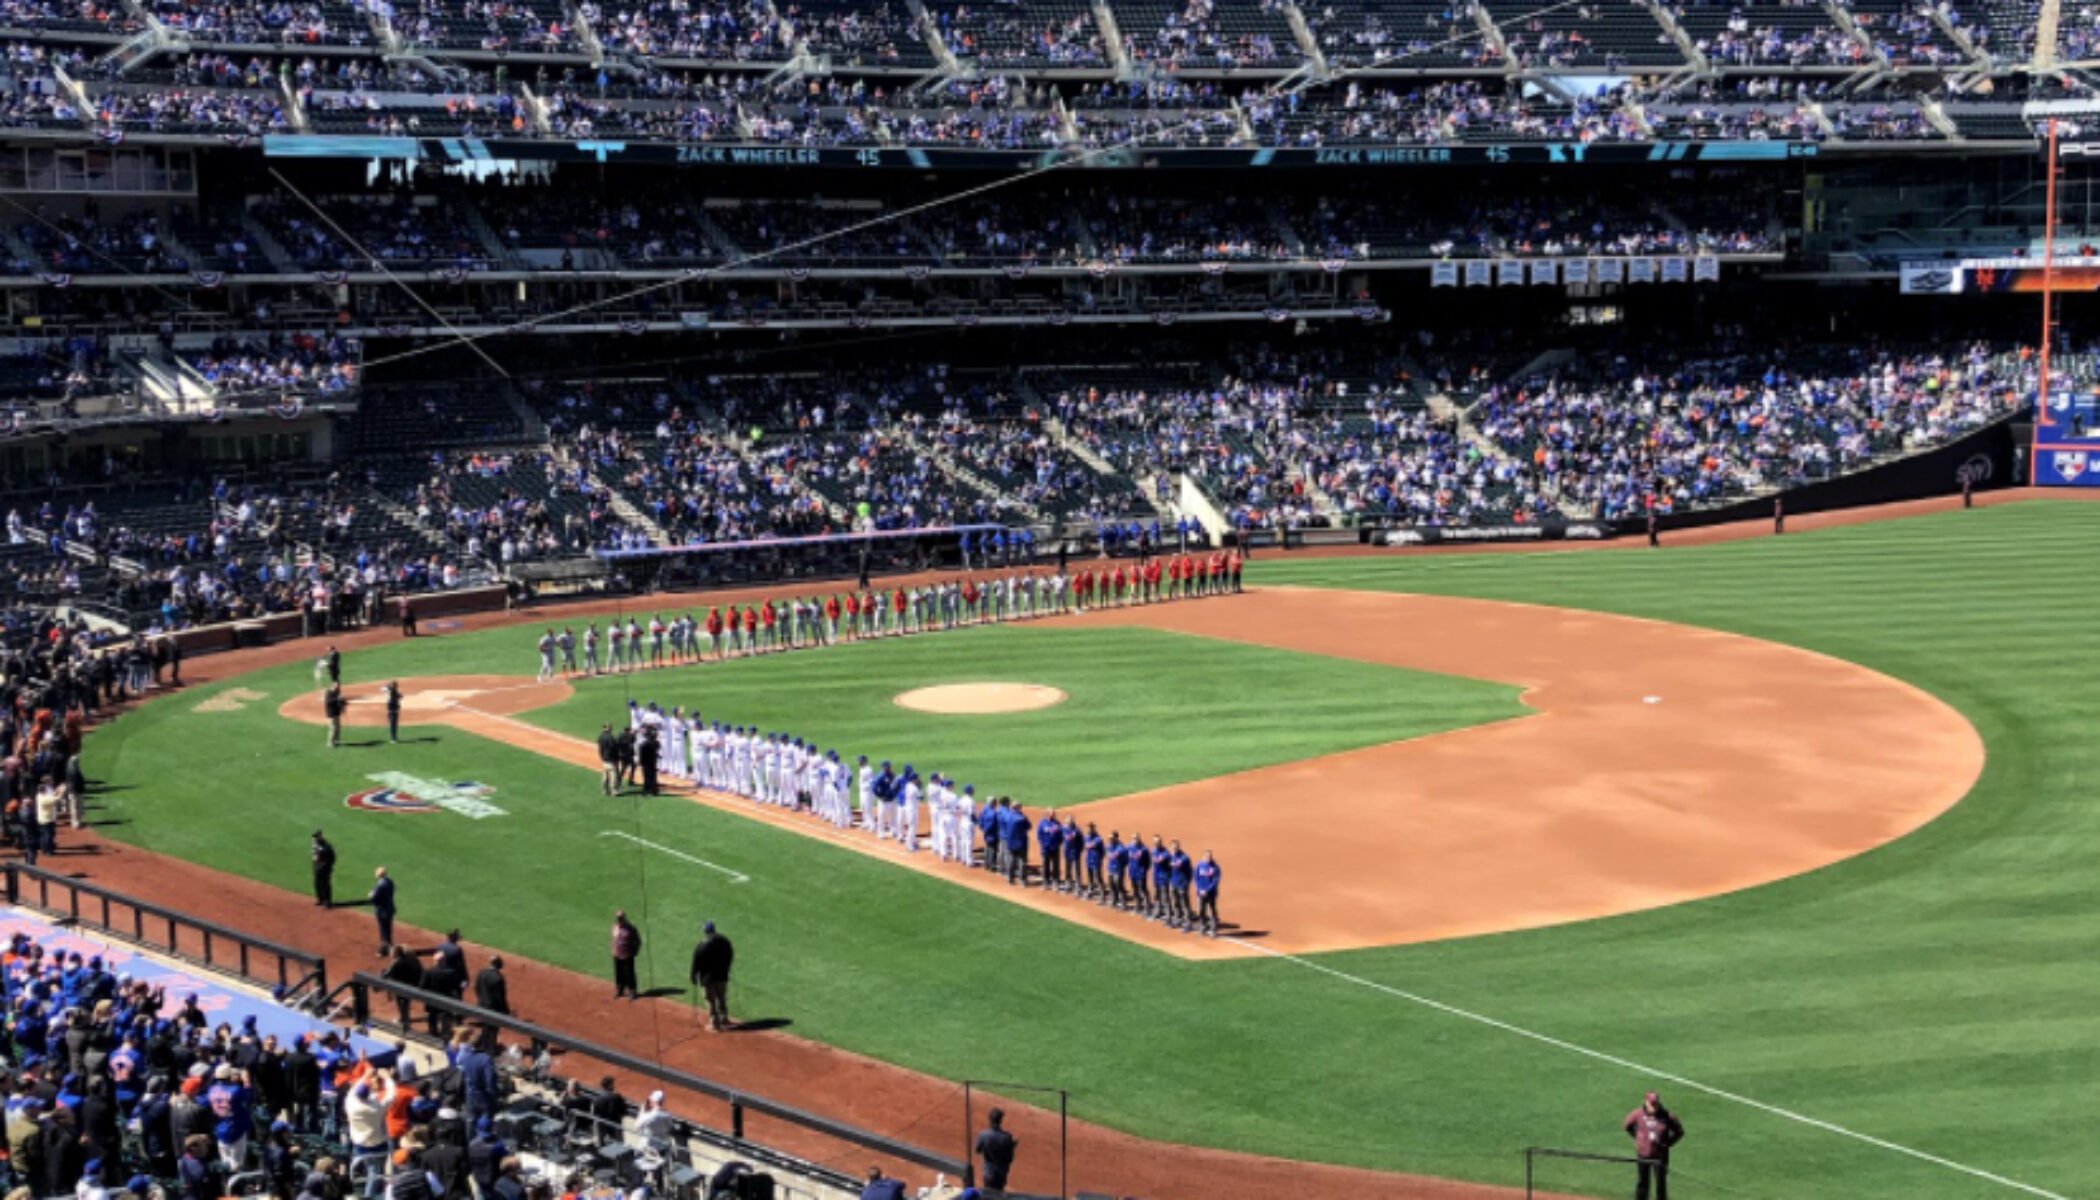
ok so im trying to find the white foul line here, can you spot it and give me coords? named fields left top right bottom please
left=1224, top=938, right=2067, bottom=1200
left=599, top=830, right=750, bottom=884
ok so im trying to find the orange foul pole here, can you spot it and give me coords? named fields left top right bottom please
left=2034, top=117, right=2060, bottom=489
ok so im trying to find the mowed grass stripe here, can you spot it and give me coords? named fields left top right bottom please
left=1238, top=501, right=2098, bottom=1198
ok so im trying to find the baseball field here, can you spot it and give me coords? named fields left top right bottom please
left=80, top=498, right=2098, bottom=1200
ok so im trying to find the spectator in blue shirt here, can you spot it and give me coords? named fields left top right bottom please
left=858, top=1165, right=905, bottom=1200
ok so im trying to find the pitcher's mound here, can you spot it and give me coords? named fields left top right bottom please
left=894, top=683, right=1067, bottom=715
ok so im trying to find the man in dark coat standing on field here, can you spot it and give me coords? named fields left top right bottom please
left=311, top=831, right=336, bottom=907
left=473, top=956, right=511, bottom=1016
left=611, top=911, right=642, bottom=1000
left=1624, top=1091, right=1684, bottom=1200
left=688, top=922, right=734, bottom=1031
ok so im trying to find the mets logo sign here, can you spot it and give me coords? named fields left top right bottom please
left=2054, top=451, right=2088, bottom=482
left=346, top=773, right=506, bottom=820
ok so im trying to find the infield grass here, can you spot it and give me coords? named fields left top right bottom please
left=82, top=499, right=2100, bottom=1200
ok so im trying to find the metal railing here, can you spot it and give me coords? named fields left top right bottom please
left=2, top=863, right=328, bottom=1002
left=1526, top=1147, right=1668, bottom=1199
left=341, top=974, right=967, bottom=1185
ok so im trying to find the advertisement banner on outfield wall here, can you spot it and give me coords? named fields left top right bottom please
left=2035, top=447, right=2100, bottom=486
left=1374, top=522, right=1613, bottom=547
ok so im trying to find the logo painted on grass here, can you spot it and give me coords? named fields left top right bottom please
left=346, top=773, right=507, bottom=820
left=192, top=687, right=265, bottom=714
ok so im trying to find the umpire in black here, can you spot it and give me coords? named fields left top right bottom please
left=311, top=831, right=336, bottom=906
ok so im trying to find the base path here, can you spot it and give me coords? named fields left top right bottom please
left=1060, top=588, right=1983, bottom=953
left=281, top=590, right=1982, bottom=959
left=280, top=675, right=573, bottom=726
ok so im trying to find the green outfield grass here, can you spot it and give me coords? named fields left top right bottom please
left=83, top=500, right=2100, bottom=1200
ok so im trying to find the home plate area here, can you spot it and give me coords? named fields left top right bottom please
left=278, top=675, right=574, bottom=725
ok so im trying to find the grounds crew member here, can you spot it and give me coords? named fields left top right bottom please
left=1624, top=1091, right=1684, bottom=1200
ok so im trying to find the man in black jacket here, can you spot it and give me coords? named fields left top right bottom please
left=311, top=831, right=336, bottom=907
left=473, top=956, right=511, bottom=1015
left=638, top=726, right=660, bottom=796
left=688, top=923, right=735, bottom=1032
left=283, top=1037, right=322, bottom=1134
left=422, top=1113, right=470, bottom=1200
left=597, top=723, right=619, bottom=796
left=467, top=1122, right=507, bottom=1197
left=323, top=684, right=344, bottom=749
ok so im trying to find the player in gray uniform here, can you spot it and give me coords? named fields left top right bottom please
left=558, top=627, right=578, bottom=675
left=582, top=623, right=603, bottom=674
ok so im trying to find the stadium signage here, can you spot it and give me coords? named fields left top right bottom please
left=676, top=145, right=825, bottom=165
left=1314, top=148, right=1457, bottom=164
left=263, top=136, right=1815, bottom=171
left=346, top=773, right=507, bottom=819
left=1372, top=523, right=1615, bottom=547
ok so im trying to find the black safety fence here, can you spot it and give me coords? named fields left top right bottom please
left=2, top=862, right=328, bottom=1002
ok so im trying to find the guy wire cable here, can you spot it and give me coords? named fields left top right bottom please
left=345, top=0, right=1588, bottom=377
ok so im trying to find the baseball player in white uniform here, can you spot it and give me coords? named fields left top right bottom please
left=857, top=757, right=875, bottom=832
left=898, top=770, right=921, bottom=851
left=929, top=775, right=953, bottom=860
left=664, top=708, right=687, bottom=781
left=819, top=752, right=844, bottom=825
left=955, top=784, right=977, bottom=866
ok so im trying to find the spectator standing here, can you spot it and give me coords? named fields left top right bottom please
left=859, top=1166, right=905, bottom=1200
left=343, top=1076, right=393, bottom=1198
